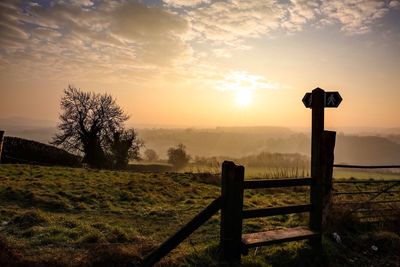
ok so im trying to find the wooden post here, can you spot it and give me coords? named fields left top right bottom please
left=321, top=131, right=336, bottom=227
left=309, top=88, right=325, bottom=249
left=0, top=131, right=4, bottom=163
left=220, top=161, right=244, bottom=262
left=309, top=88, right=325, bottom=232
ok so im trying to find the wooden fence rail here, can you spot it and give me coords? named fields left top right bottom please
left=242, top=204, right=312, bottom=219
left=141, top=197, right=221, bottom=267
left=334, top=179, right=400, bottom=184
left=334, top=190, right=400, bottom=195
left=243, top=178, right=311, bottom=189
left=334, top=164, right=400, bottom=169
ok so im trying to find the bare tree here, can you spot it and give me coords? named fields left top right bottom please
left=52, top=85, right=130, bottom=168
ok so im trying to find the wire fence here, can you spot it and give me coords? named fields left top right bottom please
left=332, top=164, right=400, bottom=222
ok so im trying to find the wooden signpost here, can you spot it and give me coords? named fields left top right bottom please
left=303, top=88, right=342, bottom=243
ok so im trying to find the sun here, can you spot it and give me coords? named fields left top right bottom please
left=218, top=70, right=273, bottom=108
left=235, top=89, right=252, bottom=107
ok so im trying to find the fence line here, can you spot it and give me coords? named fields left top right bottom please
left=334, top=164, right=400, bottom=169
left=332, top=176, right=400, bottom=222
left=334, top=179, right=400, bottom=184
left=334, top=190, right=400, bottom=195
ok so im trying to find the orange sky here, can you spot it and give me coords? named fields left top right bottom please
left=1, top=0, right=400, bottom=128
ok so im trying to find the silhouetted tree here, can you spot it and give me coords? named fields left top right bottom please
left=167, top=143, right=190, bottom=170
left=52, top=85, right=133, bottom=168
left=108, top=129, right=143, bottom=169
left=144, top=148, right=158, bottom=162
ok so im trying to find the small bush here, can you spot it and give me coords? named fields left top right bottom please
left=167, top=144, right=191, bottom=170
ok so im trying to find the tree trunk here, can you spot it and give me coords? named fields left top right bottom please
left=83, top=136, right=106, bottom=168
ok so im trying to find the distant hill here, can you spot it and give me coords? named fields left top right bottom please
left=0, top=117, right=56, bottom=128
left=137, top=126, right=296, bottom=158
left=335, top=135, right=400, bottom=165
left=139, top=129, right=400, bottom=165
left=0, top=117, right=56, bottom=144
left=1, top=118, right=399, bottom=166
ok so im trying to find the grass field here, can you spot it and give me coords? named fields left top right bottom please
left=184, top=163, right=400, bottom=180
left=0, top=164, right=399, bottom=266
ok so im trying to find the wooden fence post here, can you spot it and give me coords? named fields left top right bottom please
left=0, top=131, right=4, bottom=163
left=220, top=161, right=244, bottom=262
left=321, top=131, right=336, bottom=227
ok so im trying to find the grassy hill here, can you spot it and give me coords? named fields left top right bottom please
left=0, top=164, right=399, bottom=266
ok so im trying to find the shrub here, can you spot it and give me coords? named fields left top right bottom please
left=167, top=144, right=191, bottom=170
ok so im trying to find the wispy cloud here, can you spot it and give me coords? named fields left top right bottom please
left=0, top=1, right=190, bottom=82
left=320, top=0, right=390, bottom=34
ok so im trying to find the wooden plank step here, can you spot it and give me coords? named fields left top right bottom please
left=242, top=226, right=319, bottom=249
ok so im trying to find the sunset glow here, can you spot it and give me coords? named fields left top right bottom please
left=0, top=0, right=399, bottom=128
left=235, top=90, right=252, bottom=107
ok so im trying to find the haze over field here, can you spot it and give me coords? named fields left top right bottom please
left=2, top=117, right=400, bottom=165
left=1, top=0, right=400, bottom=129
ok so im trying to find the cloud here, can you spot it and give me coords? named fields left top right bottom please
left=281, top=0, right=319, bottom=32
left=389, top=0, right=400, bottom=9
left=0, top=1, right=30, bottom=51
left=0, top=0, right=398, bottom=87
left=320, top=0, right=390, bottom=34
left=0, top=1, right=190, bottom=82
left=163, top=0, right=210, bottom=7
left=187, top=0, right=285, bottom=44
left=185, top=0, right=398, bottom=46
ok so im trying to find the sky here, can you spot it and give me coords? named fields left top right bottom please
left=1, top=0, right=400, bottom=129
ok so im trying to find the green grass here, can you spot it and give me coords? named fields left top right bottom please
left=0, top=164, right=399, bottom=266
left=333, top=169, right=400, bottom=180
